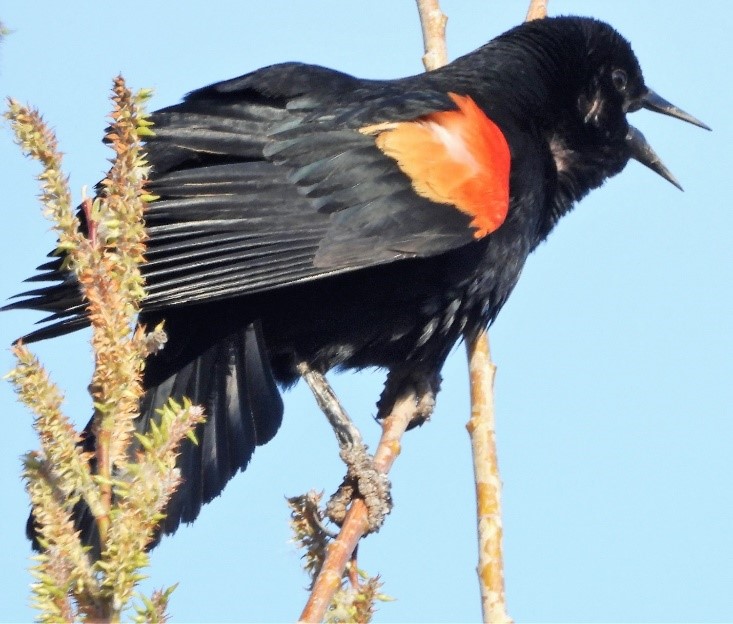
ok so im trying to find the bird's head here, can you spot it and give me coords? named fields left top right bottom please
left=568, top=17, right=709, bottom=189
left=492, top=16, right=710, bottom=227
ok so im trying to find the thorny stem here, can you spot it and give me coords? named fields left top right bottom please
left=7, top=78, right=200, bottom=622
left=96, top=426, right=111, bottom=547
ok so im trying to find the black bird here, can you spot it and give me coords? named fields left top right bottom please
left=7, top=16, right=708, bottom=546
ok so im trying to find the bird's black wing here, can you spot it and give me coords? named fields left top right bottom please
left=8, top=62, right=509, bottom=340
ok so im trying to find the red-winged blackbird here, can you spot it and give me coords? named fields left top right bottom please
left=8, top=16, right=707, bottom=546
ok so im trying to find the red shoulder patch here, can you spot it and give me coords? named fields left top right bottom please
left=361, top=93, right=510, bottom=238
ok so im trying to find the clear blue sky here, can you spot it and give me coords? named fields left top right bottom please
left=1, top=2, right=731, bottom=622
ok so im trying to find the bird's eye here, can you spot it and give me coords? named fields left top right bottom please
left=612, top=69, right=628, bottom=93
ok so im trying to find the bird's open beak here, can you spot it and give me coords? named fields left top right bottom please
left=626, top=125, right=683, bottom=190
left=641, top=90, right=711, bottom=131
left=626, top=89, right=710, bottom=191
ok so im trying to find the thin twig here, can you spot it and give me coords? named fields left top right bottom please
left=298, top=391, right=414, bottom=623
left=466, top=332, right=511, bottom=623
left=466, top=3, right=549, bottom=621
left=525, top=0, right=548, bottom=22
left=416, top=0, right=449, bottom=70
left=419, top=0, right=515, bottom=620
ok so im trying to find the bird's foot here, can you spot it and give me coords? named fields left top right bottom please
left=376, top=368, right=442, bottom=429
left=326, top=442, right=392, bottom=533
left=298, top=361, right=392, bottom=533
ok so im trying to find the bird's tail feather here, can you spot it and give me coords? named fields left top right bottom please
left=26, top=321, right=284, bottom=552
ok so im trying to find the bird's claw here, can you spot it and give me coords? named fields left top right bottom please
left=326, top=442, right=392, bottom=533
left=377, top=369, right=442, bottom=430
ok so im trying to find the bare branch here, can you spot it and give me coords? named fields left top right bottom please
left=525, top=0, right=548, bottom=21
left=466, top=3, right=549, bottom=621
left=416, top=0, right=448, bottom=70
left=298, top=391, right=414, bottom=623
left=466, top=332, right=511, bottom=623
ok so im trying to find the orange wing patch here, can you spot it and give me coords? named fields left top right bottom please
left=361, top=93, right=510, bottom=238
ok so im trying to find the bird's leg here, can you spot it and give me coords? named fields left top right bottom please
left=326, top=367, right=442, bottom=529
left=297, top=362, right=392, bottom=533
left=376, top=367, right=442, bottom=429
left=297, top=362, right=364, bottom=450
